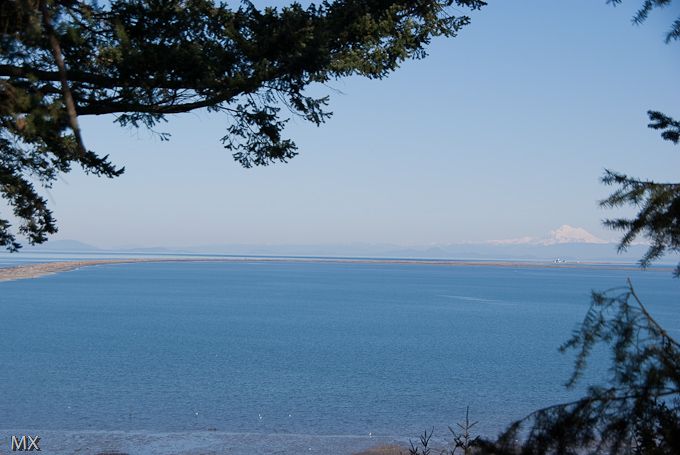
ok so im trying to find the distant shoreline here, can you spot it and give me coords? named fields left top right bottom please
left=0, top=256, right=667, bottom=283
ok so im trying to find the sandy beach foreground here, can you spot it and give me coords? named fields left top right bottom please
left=0, top=256, right=662, bottom=283
left=0, top=429, right=411, bottom=455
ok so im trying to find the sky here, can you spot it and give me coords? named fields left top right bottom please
left=29, top=0, right=680, bottom=249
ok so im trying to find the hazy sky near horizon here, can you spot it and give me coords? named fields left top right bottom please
left=29, top=1, right=680, bottom=248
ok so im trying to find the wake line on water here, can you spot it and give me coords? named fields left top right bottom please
left=437, top=294, right=517, bottom=305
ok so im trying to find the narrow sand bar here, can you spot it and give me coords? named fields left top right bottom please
left=0, top=257, right=667, bottom=283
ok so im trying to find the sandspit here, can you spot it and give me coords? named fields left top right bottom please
left=0, top=256, right=664, bottom=283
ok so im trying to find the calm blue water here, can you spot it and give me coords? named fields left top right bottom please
left=1, top=261, right=679, bottom=453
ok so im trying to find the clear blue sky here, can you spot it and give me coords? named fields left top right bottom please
left=41, top=1, right=680, bottom=248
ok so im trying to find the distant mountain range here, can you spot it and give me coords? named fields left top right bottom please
left=23, top=239, right=103, bottom=252
left=19, top=225, right=675, bottom=264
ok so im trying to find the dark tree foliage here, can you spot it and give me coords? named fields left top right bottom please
left=600, top=111, right=680, bottom=276
left=0, top=0, right=485, bottom=251
left=608, top=0, right=680, bottom=43
left=478, top=281, right=680, bottom=455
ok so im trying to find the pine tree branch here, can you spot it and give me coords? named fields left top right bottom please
left=39, top=0, right=86, bottom=155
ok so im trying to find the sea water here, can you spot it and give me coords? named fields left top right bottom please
left=1, top=260, right=678, bottom=454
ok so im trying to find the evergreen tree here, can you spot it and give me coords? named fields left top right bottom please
left=0, top=0, right=485, bottom=250
left=480, top=2, right=680, bottom=454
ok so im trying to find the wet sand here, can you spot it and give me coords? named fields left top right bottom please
left=0, top=256, right=659, bottom=283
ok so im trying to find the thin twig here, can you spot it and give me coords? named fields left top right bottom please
left=627, top=278, right=680, bottom=348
